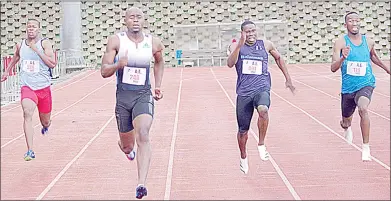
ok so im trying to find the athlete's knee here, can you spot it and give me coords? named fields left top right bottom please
left=41, top=119, right=51, bottom=127
left=340, top=118, right=352, bottom=129
left=22, top=99, right=36, bottom=119
left=357, top=104, right=369, bottom=117
left=39, top=112, right=51, bottom=127
left=136, top=126, right=150, bottom=144
left=23, top=108, right=34, bottom=120
left=257, top=105, right=269, bottom=119
left=357, top=96, right=370, bottom=116
left=238, top=130, right=248, bottom=136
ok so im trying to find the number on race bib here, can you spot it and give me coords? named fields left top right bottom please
left=22, top=60, right=40, bottom=73
left=122, top=67, right=147, bottom=85
left=242, top=59, right=263, bottom=75
left=346, top=61, right=367, bottom=77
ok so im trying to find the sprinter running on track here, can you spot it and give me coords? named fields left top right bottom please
left=1, top=19, right=56, bottom=161
left=227, top=20, right=295, bottom=174
left=331, top=11, right=390, bottom=161
left=100, top=7, right=165, bottom=199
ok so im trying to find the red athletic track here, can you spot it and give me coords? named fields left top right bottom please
left=1, top=62, right=389, bottom=200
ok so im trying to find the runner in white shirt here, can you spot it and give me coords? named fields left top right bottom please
left=100, top=7, right=165, bottom=199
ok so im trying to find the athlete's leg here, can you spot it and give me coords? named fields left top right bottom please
left=132, top=92, right=154, bottom=199
left=236, top=95, right=254, bottom=174
left=20, top=86, right=38, bottom=161
left=116, top=101, right=136, bottom=160
left=22, top=99, right=37, bottom=151
left=354, top=86, right=374, bottom=161
left=355, top=86, right=374, bottom=144
left=133, top=114, right=153, bottom=186
left=118, top=130, right=136, bottom=159
left=254, top=90, right=271, bottom=146
left=256, top=108, right=268, bottom=145
left=254, top=90, right=271, bottom=161
left=357, top=97, right=370, bottom=143
left=340, top=92, right=356, bottom=144
left=39, top=112, right=51, bottom=133
left=37, top=86, right=52, bottom=135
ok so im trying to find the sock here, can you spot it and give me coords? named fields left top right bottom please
left=362, top=143, right=370, bottom=148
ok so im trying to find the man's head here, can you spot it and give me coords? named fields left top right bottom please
left=344, top=11, right=360, bottom=35
left=125, top=7, right=145, bottom=33
left=26, top=19, right=40, bottom=39
left=241, top=20, right=257, bottom=45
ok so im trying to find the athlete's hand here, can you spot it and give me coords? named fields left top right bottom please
left=341, top=45, right=350, bottom=59
left=117, top=50, right=128, bottom=69
left=285, top=80, right=296, bottom=94
left=1, top=73, right=8, bottom=82
left=153, top=88, right=163, bottom=101
left=238, top=31, right=246, bottom=47
left=28, top=40, right=38, bottom=52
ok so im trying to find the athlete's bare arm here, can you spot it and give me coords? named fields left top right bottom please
left=1, top=43, right=21, bottom=82
left=35, top=40, right=57, bottom=68
left=227, top=32, right=245, bottom=68
left=265, top=40, right=292, bottom=81
left=331, top=37, right=349, bottom=72
left=152, top=36, right=164, bottom=89
left=6, top=44, right=21, bottom=73
left=227, top=42, right=240, bottom=68
left=367, top=38, right=390, bottom=74
left=265, top=40, right=295, bottom=92
left=101, top=35, right=122, bottom=78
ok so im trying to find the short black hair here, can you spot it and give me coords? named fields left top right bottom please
left=27, top=19, right=40, bottom=27
left=241, top=20, right=255, bottom=31
left=344, top=11, right=358, bottom=23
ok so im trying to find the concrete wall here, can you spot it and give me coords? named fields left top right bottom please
left=1, top=1, right=390, bottom=66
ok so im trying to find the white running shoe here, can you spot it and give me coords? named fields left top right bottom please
left=240, top=157, right=248, bottom=174
left=362, top=143, right=372, bottom=161
left=258, top=145, right=270, bottom=161
left=344, top=127, right=353, bottom=144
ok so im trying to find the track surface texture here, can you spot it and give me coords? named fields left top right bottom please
left=1, top=63, right=390, bottom=200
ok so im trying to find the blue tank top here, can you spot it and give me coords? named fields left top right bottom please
left=19, top=38, right=51, bottom=90
left=235, top=40, right=271, bottom=96
left=340, top=35, right=375, bottom=94
left=114, top=32, right=153, bottom=92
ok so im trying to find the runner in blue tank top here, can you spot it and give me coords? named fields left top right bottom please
left=227, top=20, right=295, bottom=174
left=331, top=12, right=390, bottom=161
left=100, top=7, right=165, bottom=199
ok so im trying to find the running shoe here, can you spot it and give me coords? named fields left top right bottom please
left=136, top=185, right=147, bottom=199
left=24, top=150, right=35, bottom=161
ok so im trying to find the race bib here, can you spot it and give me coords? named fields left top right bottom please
left=242, top=59, right=262, bottom=75
left=122, top=66, right=147, bottom=85
left=346, top=61, right=367, bottom=76
left=22, top=60, right=40, bottom=73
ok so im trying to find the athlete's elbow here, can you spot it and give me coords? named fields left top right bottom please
left=227, top=60, right=235, bottom=68
left=101, top=71, right=109, bottom=78
left=100, top=69, right=108, bottom=78
left=45, top=60, right=56, bottom=68
left=49, top=62, right=57, bottom=69
left=330, top=66, right=337, bottom=73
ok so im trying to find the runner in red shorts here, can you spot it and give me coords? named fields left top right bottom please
left=1, top=19, right=57, bottom=161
